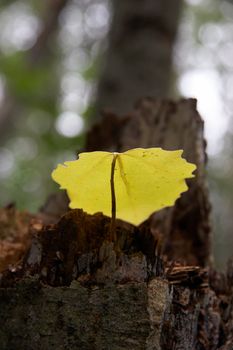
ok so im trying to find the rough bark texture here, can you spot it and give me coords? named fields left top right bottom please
left=0, top=209, right=232, bottom=349
left=1, top=99, right=231, bottom=349
left=95, top=0, right=183, bottom=117
left=0, top=279, right=167, bottom=350
left=87, top=98, right=211, bottom=267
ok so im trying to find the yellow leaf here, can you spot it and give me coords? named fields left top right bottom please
left=51, top=148, right=196, bottom=226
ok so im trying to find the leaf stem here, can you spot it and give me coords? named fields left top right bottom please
left=110, top=153, right=118, bottom=241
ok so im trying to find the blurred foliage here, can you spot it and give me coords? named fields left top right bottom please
left=0, top=0, right=109, bottom=211
left=0, top=53, right=57, bottom=109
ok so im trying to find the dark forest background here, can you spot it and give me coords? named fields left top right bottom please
left=0, top=0, right=233, bottom=269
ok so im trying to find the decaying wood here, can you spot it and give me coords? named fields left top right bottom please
left=0, top=205, right=33, bottom=272
left=87, top=98, right=211, bottom=267
left=0, top=98, right=231, bottom=350
left=0, top=209, right=232, bottom=349
left=0, top=279, right=166, bottom=350
left=0, top=210, right=165, bottom=350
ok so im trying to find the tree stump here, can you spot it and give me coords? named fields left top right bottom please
left=87, top=98, right=211, bottom=266
left=0, top=99, right=232, bottom=350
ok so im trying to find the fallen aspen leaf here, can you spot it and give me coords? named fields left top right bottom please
left=52, top=148, right=196, bottom=226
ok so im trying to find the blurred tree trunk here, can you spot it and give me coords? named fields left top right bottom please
left=95, top=0, right=183, bottom=116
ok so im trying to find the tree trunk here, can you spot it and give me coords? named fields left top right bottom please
left=87, top=98, right=211, bottom=267
left=1, top=99, right=232, bottom=350
left=94, top=0, right=183, bottom=117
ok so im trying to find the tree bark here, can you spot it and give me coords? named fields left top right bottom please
left=1, top=99, right=229, bottom=350
left=94, top=0, right=183, bottom=117
left=87, top=98, right=211, bottom=267
left=0, top=209, right=232, bottom=349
